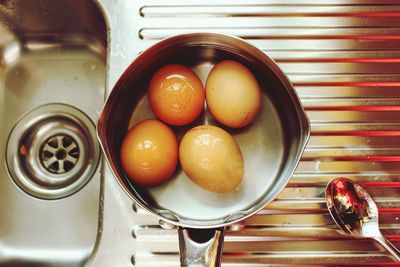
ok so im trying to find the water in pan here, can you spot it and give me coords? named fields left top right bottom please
left=127, top=61, right=284, bottom=221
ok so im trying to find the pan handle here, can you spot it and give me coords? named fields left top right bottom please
left=178, top=227, right=225, bottom=267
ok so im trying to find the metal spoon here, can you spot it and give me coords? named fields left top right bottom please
left=326, top=177, right=400, bottom=262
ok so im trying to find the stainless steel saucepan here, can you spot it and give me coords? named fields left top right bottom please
left=97, top=33, right=310, bottom=267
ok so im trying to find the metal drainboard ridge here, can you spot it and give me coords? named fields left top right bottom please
left=6, top=103, right=100, bottom=200
left=119, top=0, right=400, bottom=265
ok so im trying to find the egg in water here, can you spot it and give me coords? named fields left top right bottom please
left=120, top=119, right=178, bottom=186
left=206, top=60, right=261, bottom=128
left=179, top=125, right=244, bottom=193
left=148, top=64, right=205, bottom=126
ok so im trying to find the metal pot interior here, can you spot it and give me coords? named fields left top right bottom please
left=98, top=33, right=309, bottom=228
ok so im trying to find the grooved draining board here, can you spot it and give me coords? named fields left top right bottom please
left=117, top=0, right=400, bottom=265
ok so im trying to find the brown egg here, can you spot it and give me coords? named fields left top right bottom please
left=179, top=125, right=244, bottom=193
left=120, top=119, right=178, bottom=187
left=148, top=64, right=205, bottom=126
left=206, top=60, right=261, bottom=128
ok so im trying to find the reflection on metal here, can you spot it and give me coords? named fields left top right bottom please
left=327, top=178, right=400, bottom=261
left=178, top=228, right=225, bottom=267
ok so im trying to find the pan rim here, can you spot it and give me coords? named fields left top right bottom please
left=97, top=32, right=310, bottom=229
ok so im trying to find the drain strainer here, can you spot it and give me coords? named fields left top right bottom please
left=40, top=134, right=80, bottom=174
left=6, top=104, right=100, bottom=200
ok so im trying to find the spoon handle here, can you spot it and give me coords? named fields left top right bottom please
left=374, top=236, right=400, bottom=262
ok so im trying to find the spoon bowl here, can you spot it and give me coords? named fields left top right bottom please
left=326, top=178, right=400, bottom=262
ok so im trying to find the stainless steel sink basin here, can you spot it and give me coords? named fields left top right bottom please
left=0, top=0, right=106, bottom=266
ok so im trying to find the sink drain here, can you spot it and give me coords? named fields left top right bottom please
left=40, top=134, right=80, bottom=174
left=6, top=104, right=100, bottom=200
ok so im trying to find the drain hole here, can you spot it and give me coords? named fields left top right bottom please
left=6, top=104, right=101, bottom=199
left=40, top=134, right=80, bottom=174
left=56, top=149, right=67, bottom=160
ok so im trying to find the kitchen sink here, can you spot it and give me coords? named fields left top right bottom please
left=2, top=0, right=400, bottom=266
left=0, top=0, right=106, bottom=266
